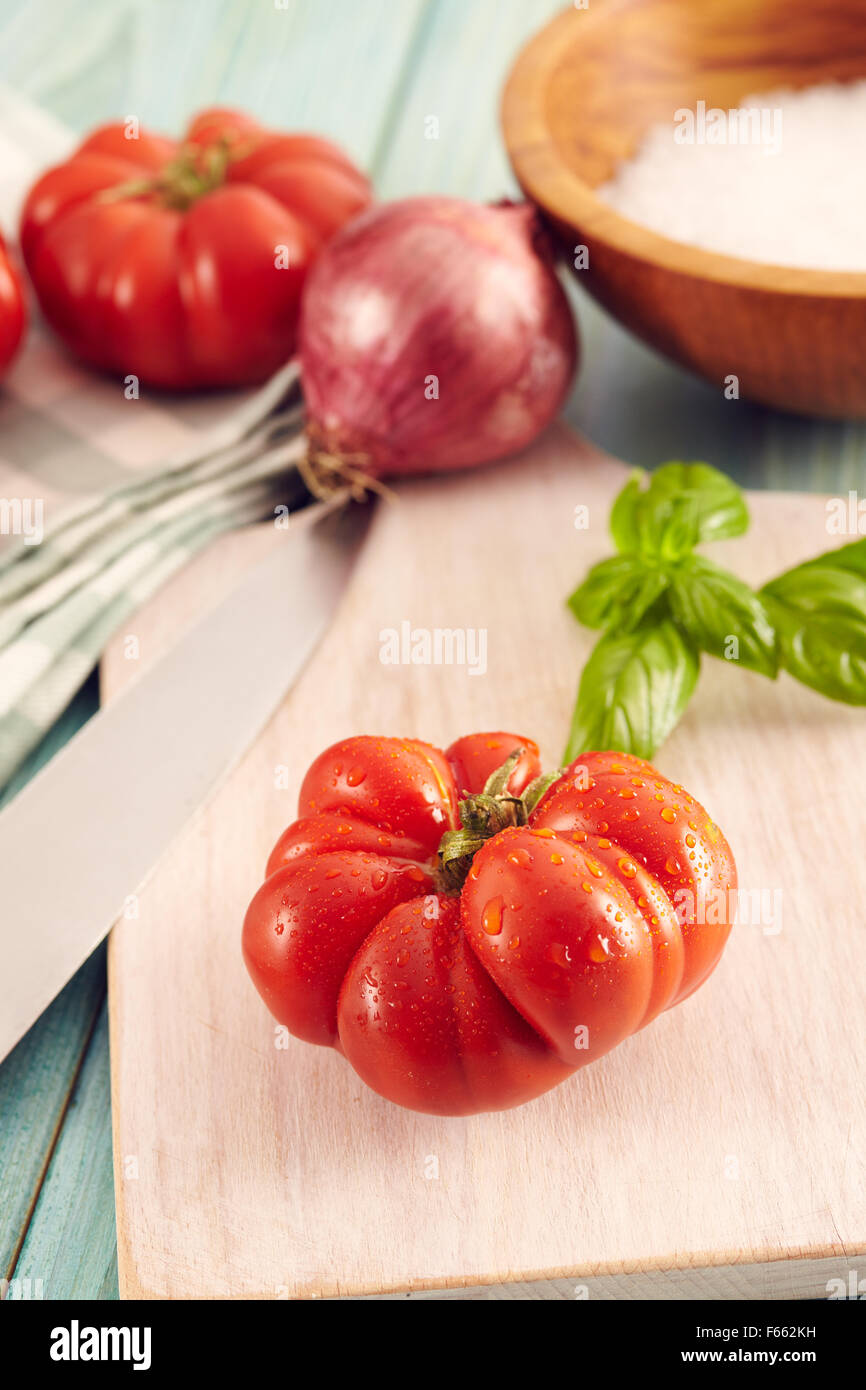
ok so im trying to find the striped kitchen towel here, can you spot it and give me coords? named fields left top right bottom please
left=0, top=86, right=308, bottom=787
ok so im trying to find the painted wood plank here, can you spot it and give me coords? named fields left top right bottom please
left=0, top=947, right=105, bottom=1284
left=374, top=0, right=566, bottom=200
left=0, top=0, right=429, bottom=161
left=9, top=1005, right=118, bottom=1300
left=0, top=677, right=105, bottom=1286
left=104, top=428, right=866, bottom=1297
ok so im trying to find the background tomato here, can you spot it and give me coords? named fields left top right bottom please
left=242, top=733, right=737, bottom=1116
left=19, top=107, right=371, bottom=390
left=0, top=233, right=26, bottom=376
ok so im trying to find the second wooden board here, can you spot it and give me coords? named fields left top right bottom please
left=104, top=426, right=866, bottom=1298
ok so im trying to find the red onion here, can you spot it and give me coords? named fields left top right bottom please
left=298, top=196, right=577, bottom=481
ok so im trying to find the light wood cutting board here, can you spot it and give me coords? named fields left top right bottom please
left=103, top=425, right=866, bottom=1299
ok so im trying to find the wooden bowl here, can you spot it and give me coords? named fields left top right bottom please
left=502, top=0, right=866, bottom=418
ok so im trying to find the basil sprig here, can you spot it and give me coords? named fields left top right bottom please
left=564, top=463, right=866, bottom=761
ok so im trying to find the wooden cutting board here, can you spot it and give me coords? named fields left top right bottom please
left=103, top=425, right=866, bottom=1299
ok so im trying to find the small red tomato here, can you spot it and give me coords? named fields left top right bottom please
left=20, top=108, right=371, bottom=389
left=242, top=733, right=737, bottom=1115
left=0, top=233, right=26, bottom=377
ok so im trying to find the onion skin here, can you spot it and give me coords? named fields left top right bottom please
left=298, top=196, right=578, bottom=478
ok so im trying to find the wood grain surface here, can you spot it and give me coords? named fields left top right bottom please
left=502, top=0, right=866, bottom=417
left=103, top=426, right=866, bottom=1298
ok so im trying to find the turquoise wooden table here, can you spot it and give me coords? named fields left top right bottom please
left=1, top=0, right=863, bottom=1302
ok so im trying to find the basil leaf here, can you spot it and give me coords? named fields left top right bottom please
left=650, top=495, right=706, bottom=562
left=564, top=620, right=699, bottom=762
left=609, top=468, right=691, bottom=558
left=646, top=462, right=749, bottom=546
left=608, top=462, right=749, bottom=560
left=761, top=562, right=866, bottom=704
left=668, top=556, right=777, bottom=677
left=786, top=535, right=866, bottom=579
left=568, top=554, right=669, bottom=631
left=609, top=471, right=644, bottom=552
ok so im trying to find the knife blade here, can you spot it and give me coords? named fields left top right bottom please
left=0, top=499, right=371, bottom=1063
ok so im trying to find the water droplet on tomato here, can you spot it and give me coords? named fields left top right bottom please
left=481, top=897, right=504, bottom=935
left=685, top=833, right=696, bottom=848
left=661, top=807, right=677, bottom=823
left=507, top=847, right=531, bottom=868
left=371, top=868, right=388, bottom=890
left=395, top=949, right=409, bottom=966
left=550, top=852, right=564, bottom=865
left=588, top=935, right=610, bottom=962
left=346, top=767, right=366, bottom=787
left=617, top=857, right=636, bottom=879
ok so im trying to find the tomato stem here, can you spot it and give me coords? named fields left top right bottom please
left=434, top=749, right=564, bottom=895
left=96, top=137, right=239, bottom=212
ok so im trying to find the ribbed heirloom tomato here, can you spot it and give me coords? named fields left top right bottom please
left=20, top=108, right=371, bottom=389
left=243, top=732, right=737, bottom=1115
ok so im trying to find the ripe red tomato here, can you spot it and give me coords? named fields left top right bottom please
left=19, top=108, right=371, bottom=389
left=243, top=732, right=737, bottom=1115
left=0, top=233, right=26, bottom=376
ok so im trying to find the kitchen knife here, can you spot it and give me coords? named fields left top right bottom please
left=0, top=499, right=371, bottom=1064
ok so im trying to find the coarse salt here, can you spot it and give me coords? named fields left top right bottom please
left=596, top=80, right=866, bottom=271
